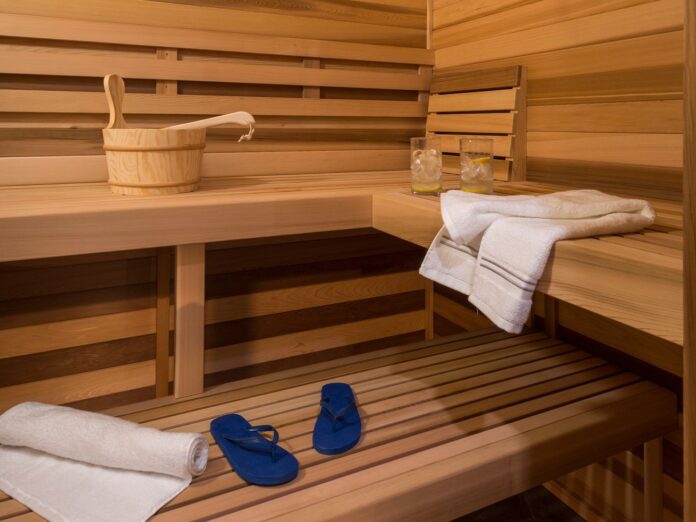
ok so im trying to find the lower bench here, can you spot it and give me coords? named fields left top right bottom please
left=0, top=329, right=678, bottom=521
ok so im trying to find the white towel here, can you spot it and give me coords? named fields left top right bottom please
left=0, top=402, right=208, bottom=522
left=420, top=189, right=655, bottom=333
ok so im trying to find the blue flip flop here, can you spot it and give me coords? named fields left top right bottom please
left=210, top=414, right=298, bottom=486
left=313, top=383, right=361, bottom=455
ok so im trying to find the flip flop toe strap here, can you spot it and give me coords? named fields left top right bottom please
left=223, top=424, right=280, bottom=462
left=320, top=397, right=356, bottom=433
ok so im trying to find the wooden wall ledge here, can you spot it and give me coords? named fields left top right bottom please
left=372, top=183, right=683, bottom=351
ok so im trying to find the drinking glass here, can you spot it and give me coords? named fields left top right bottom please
left=459, top=138, right=494, bottom=194
left=410, top=136, right=442, bottom=195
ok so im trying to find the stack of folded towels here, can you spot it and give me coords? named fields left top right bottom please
left=420, top=189, right=655, bottom=334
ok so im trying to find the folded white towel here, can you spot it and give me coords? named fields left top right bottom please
left=0, top=402, right=208, bottom=522
left=420, top=189, right=655, bottom=333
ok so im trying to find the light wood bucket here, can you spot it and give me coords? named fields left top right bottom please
left=102, top=128, right=206, bottom=196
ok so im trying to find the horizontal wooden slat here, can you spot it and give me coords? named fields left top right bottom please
left=558, top=301, right=682, bottom=376
left=204, top=310, right=424, bottom=374
left=0, top=49, right=431, bottom=91
left=0, top=150, right=411, bottom=185
left=437, top=134, right=513, bottom=157
left=527, top=132, right=683, bottom=168
left=431, top=65, right=520, bottom=93
left=428, top=88, right=517, bottom=112
left=432, top=0, right=657, bottom=48
left=426, top=113, right=514, bottom=134
left=435, top=0, right=683, bottom=68
left=528, top=100, right=684, bottom=133
left=0, top=1, right=426, bottom=48
left=527, top=157, right=682, bottom=201
left=433, top=0, right=530, bottom=29
left=527, top=65, right=684, bottom=104
left=439, top=31, right=683, bottom=81
left=0, top=13, right=433, bottom=64
left=0, top=90, right=427, bottom=118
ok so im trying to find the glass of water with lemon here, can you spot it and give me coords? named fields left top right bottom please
left=460, top=138, right=494, bottom=194
left=410, top=136, right=442, bottom=195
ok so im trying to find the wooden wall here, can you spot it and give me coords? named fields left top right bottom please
left=432, top=1, right=686, bottom=519
left=0, top=0, right=431, bottom=183
left=432, top=0, right=685, bottom=201
left=0, top=1, right=432, bottom=411
left=0, top=230, right=427, bottom=411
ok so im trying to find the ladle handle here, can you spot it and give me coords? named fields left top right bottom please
left=104, top=74, right=127, bottom=129
left=165, top=111, right=255, bottom=142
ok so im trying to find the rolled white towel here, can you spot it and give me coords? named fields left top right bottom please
left=0, top=402, right=207, bottom=478
left=0, top=402, right=209, bottom=522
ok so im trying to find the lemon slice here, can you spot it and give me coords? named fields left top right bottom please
left=471, top=156, right=491, bottom=164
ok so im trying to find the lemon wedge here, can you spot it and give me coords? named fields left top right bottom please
left=470, top=156, right=491, bottom=164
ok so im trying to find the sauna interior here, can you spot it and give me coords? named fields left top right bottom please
left=0, top=1, right=694, bottom=521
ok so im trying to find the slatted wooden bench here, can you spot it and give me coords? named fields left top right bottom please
left=373, top=180, right=684, bottom=375
left=0, top=329, right=678, bottom=521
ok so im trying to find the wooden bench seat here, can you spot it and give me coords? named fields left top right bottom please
left=373, top=181, right=684, bottom=361
left=0, top=329, right=678, bottom=521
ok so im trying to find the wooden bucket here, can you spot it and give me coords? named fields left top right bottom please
left=102, top=128, right=207, bottom=195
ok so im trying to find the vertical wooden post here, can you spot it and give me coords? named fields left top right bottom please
left=683, top=0, right=695, bottom=520
left=643, top=438, right=663, bottom=522
left=511, top=66, right=527, bottom=182
left=544, top=295, right=558, bottom=338
left=426, top=0, right=433, bottom=50
left=174, top=243, right=205, bottom=398
left=302, top=59, right=321, bottom=99
left=155, top=247, right=171, bottom=397
left=424, top=278, right=434, bottom=340
left=156, top=48, right=178, bottom=95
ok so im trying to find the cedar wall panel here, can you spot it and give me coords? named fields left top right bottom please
left=0, top=0, right=429, bottom=176
left=433, top=0, right=685, bottom=201
left=0, top=230, right=427, bottom=412
left=432, top=1, right=685, bottom=520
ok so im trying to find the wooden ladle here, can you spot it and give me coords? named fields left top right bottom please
left=103, top=73, right=255, bottom=141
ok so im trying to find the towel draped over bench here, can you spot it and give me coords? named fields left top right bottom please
left=420, top=189, right=655, bottom=333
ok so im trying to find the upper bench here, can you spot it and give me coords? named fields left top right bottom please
left=373, top=182, right=683, bottom=359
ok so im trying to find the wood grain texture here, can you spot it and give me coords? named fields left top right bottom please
left=683, top=0, right=695, bottom=520
left=0, top=13, right=433, bottom=64
left=174, top=243, right=205, bottom=398
left=156, top=248, right=172, bottom=397
left=433, top=0, right=657, bottom=48
left=0, top=0, right=426, bottom=47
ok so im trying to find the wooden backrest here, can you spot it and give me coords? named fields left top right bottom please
left=0, top=8, right=433, bottom=186
left=426, top=65, right=527, bottom=182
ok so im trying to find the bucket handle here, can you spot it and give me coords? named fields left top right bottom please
left=164, top=112, right=255, bottom=142
left=104, top=74, right=127, bottom=129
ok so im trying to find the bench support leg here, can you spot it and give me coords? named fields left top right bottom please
left=424, top=278, right=434, bottom=340
left=644, top=437, right=663, bottom=522
left=174, top=243, right=205, bottom=398
left=544, top=295, right=558, bottom=338
left=155, top=247, right=171, bottom=397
